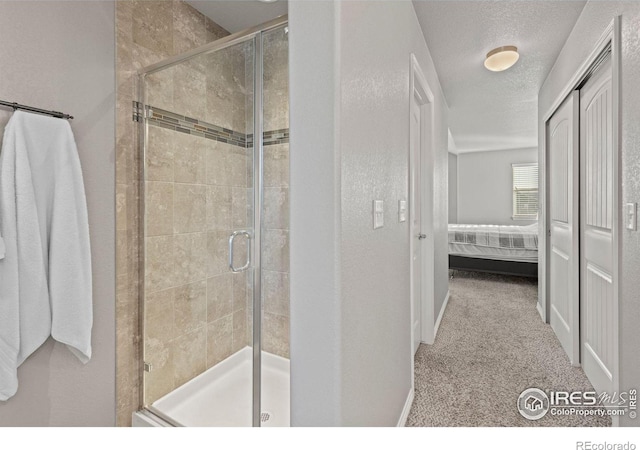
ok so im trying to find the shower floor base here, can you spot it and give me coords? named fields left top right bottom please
left=149, top=346, right=290, bottom=427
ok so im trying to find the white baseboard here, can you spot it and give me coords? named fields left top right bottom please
left=433, top=290, right=450, bottom=338
left=397, top=388, right=415, bottom=427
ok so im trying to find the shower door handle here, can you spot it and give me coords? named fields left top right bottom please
left=229, top=230, right=252, bottom=273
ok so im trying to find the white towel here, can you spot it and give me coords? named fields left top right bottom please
left=0, top=111, right=92, bottom=401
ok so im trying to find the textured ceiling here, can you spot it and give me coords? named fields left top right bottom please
left=186, top=0, right=287, bottom=33
left=413, top=0, right=586, bottom=154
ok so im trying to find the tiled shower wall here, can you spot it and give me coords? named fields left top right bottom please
left=115, top=0, right=229, bottom=426
left=142, top=41, right=254, bottom=406
left=261, top=29, right=290, bottom=359
left=116, top=0, right=290, bottom=426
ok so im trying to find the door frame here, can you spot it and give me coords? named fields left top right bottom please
left=409, top=54, right=436, bottom=367
left=540, top=17, right=620, bottom=423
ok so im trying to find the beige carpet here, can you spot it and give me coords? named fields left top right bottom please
left=406, top=271, right=611, bottom=427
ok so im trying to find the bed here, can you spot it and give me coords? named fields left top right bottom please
left=448, top=223, right=539, bottom=278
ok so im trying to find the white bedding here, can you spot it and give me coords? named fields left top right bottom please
left=448, top=223, right=539, bottom=263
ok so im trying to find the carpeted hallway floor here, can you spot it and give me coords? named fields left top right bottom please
left=406, top=271, right=610, bottom=427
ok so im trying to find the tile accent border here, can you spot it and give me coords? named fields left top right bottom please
left=148, top=106, right=247, bottom=147
left=147, top=105, right=289, bottom=147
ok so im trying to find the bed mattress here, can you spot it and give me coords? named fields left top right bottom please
left=448, top=223, right=539, bottom=263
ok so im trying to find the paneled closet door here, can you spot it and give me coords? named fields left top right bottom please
left=548, top=92, right=580, bottom=365
left=579, top=57, right=615, bottom=396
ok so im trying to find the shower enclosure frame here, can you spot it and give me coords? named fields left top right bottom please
left=136, top=15, right=288, bottom=427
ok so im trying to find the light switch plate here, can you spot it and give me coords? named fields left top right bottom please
left=626, top=202, right=637, bottom=230
left=398, top=200, right=407, bottom=223
left=373, top=200, right=384, bottom=229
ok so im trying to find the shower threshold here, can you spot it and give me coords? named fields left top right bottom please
left=145, top=347, right=290, bottom=427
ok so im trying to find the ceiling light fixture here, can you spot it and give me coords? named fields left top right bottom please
left=257, top=0, right=279, bottom=3
left=484, top=46, right=519, bottom=72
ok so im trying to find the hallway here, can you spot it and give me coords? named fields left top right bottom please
left=406, top=271, right=610, bottom=427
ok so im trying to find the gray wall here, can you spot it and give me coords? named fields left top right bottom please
left=448, top=152, right=457, bottom=223
left=538, top=0, right=640, bottom=427
left=0, top=1, right=116, bottom=426
left=290, top=0, right=449, bottom=426
left=457, top=147, right=538, bottom=226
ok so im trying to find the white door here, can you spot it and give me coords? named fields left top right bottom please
left=410, top=96, right=422, bottom=356
left=548, top=92, right=580, bottom=365
left=580, top=57, right=615, bottom=395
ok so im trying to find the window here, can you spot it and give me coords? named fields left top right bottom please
left=512, top=163, right=538, bottom=220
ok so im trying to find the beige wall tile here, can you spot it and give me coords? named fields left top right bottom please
left=116, top=309, right=138, bottom=404
left=174, top=280, right=207, bottom=336
left=263, top=229, right=289, bottom=272
left=145, top=288, right=175, bottom=343
left=232, top=91, right=248, bottom=133
left=116, top=0, right=133, bottom=42
left=132, top=0, right=173, bottom=55
left=172, top=1, right=207, bottom=54
left=174, top=134, right=205, bottom=183
left=116, top=273, right=128, bottom=303
left=263, top=312, right=289, bottom=359
left=115, top=96, right=133, bottom=186
left=147, top=126, right=175, bottom=182
left=205, top=45, right=246, bottom=132
left=263, top=270, right=289, bottom=317
left=116, top=230, right=129, bottom=277
left=206, top=315, right=233, bottom=368
left=173, top=184, right=206, bottom=233
left=207, top=274, right=233, bottom=323
left=116, top=183, right=128, bottom=231
left=264, top=89, right=289, bottom=132
left=146, top=182, right=173, bottom=236
left=228, top=146, right=248, bottom=187
left=172, top=327, right=206, bottom=387
left=145, top=235, right=174, bottom=292
left=115, top=137, right=131, bottom=186
left=232, top=309, right=248, bottom=353
left=264, top=144, right=289, bottom=188
left=117, top=404, right=133, bottom=428
left=207, top=230, right=229, bottom=277
left=264, top=187, right=289, bottom=230
left=231, top=187, right=251, bottom=228
left=233, top=271, right=250, bottom=312
left=263, top=27, right=288, bottom=79
left=206, top=141, right=230, bottom=186
left=173, top=62, right=207, bottom=119
left=144, top=335, right=175, bottom=405
left=132, top=42, right=168, bottom=72
left=147, top=67, right=175, bottom=113
left=126, top=184, right=137, bottom=234
left=174, top=232, right=207, bottom=285
left=207, top=186, right=232, bottom=231
left=205, top=16, right=229, bottom=42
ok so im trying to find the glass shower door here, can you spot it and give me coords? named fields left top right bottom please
left=141, top=36, right=258, bottom=426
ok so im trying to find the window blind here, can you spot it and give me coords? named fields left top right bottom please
left=513, top=163, right=538, bottom=219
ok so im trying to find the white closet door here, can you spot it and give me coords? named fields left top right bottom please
left=580, top=57, right=615, bottom=395
left=548, top=92, right=580, bottom=365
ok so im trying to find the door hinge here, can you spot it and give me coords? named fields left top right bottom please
left=143, top=362, right=153, bottom=372
left=132, top=101, right=152, bottom=122
left=132, top=101, right=143, bottom=122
